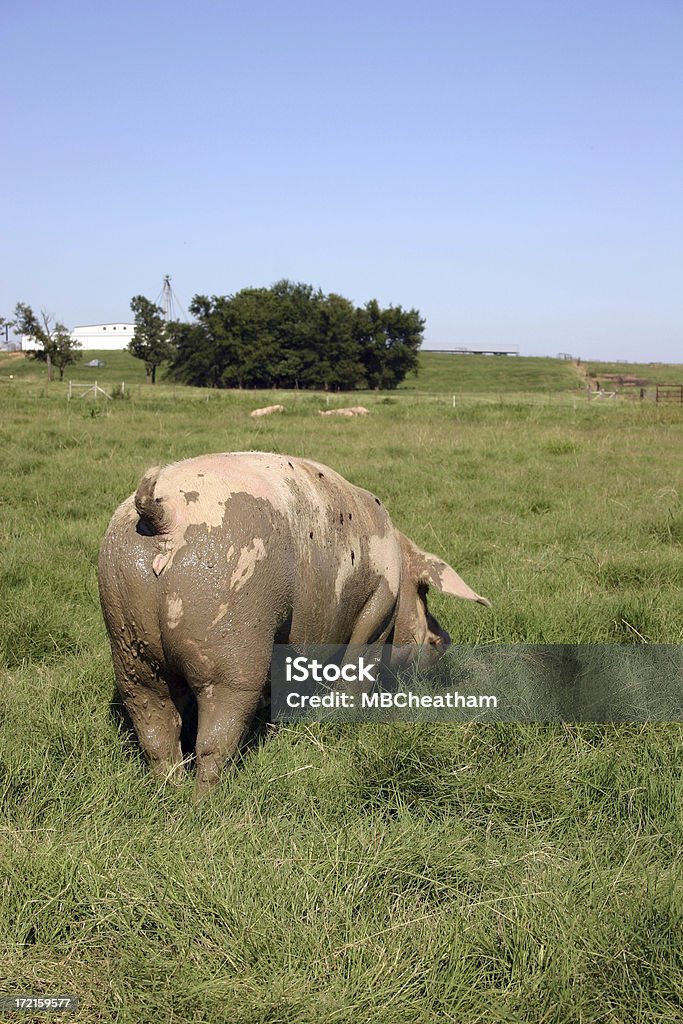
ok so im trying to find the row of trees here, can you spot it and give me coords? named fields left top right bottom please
left=8, top=280, right=425, bottom=390
left=131, top=281, right=424, bottom=390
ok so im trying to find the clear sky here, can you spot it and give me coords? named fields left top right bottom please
left=2, top=0, right=681, bottom=361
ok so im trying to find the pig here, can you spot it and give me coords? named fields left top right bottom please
left=318, top=406, right=370, bottom=417
left=98, top=452, right=489, bottom=790
left=250, top=404, right=285, bottom=418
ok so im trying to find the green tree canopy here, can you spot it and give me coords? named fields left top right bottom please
left=355, top=299, right=423, bottom=390
left=128, top=295, right=174, bottom=383
left=13, top=302, right=81, bottom=380
left=168, top=281, right=423, bottom=390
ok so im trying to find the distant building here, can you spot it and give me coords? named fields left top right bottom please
left=421, top=346, right=519, bottom=356
left=21, top=323, right=135, bottom=352
left=71, top=324, right=135, bottom=351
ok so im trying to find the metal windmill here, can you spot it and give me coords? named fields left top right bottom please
left=155, top=275, right=188, bottom=322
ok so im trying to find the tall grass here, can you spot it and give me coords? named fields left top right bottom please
left=0, top=377, right=681, bottom=1022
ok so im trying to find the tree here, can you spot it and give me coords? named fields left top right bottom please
left=128, top=295, right=173, bottom=383
left=13, top=302, right=81, bottom=380
left=319, top=293, right=366, bottom=390
left=355, top=300, right=424, bottom=389
left=167, top=282, right=424, bottom=390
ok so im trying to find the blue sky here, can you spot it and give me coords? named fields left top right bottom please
left=2, top=0, right=681, bottom=361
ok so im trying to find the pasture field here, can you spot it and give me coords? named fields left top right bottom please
left=403, top=353, right=583, bottom=395
left=3, top=346, right=682, bottom=396
left=0, top=349, right=148, bottom=386
left=0, top=348, right=600, bottom=395
left=0, top=370, right=682, bottom=1023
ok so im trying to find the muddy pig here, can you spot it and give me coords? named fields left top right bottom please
left=99, top=452, right=489, bottom=790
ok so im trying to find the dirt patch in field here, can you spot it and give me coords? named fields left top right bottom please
left=597, top=373, right=649, bottom=386
left=575, top=362, right=649, bottom=391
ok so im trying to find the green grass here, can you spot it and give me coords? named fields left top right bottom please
left=0, top=376, right=682, bottom=1022
left=583, top=359, right=683, bottom=384
left=5, top=347, right=682, bottom=398
left=0, top=348, right=148, bottom=386
left=403, top=353, right=584, bottom=394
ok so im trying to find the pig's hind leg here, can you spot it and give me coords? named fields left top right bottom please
left=185, top=642, right=274, bottom=793
left=110, top=641, right=189, bottom=784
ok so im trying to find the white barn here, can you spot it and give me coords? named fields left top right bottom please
left=71, top=323, right=135, bottom=350
left=21, top=323, right=135, bottom=352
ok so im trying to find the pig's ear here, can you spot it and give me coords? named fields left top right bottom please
left=421, top=553, right=491, bottom=607
left=401, top=534, right=491, bottom=607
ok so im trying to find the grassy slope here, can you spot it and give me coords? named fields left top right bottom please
left=405, top=353, right=584, bottom=394
left=0, top=377, right=682, bottom=1022
left=0, top=348, right=149, bottom=385
left=583, top=360, right=683, bottom=382
left=3, top=348, right=682, bottom=393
